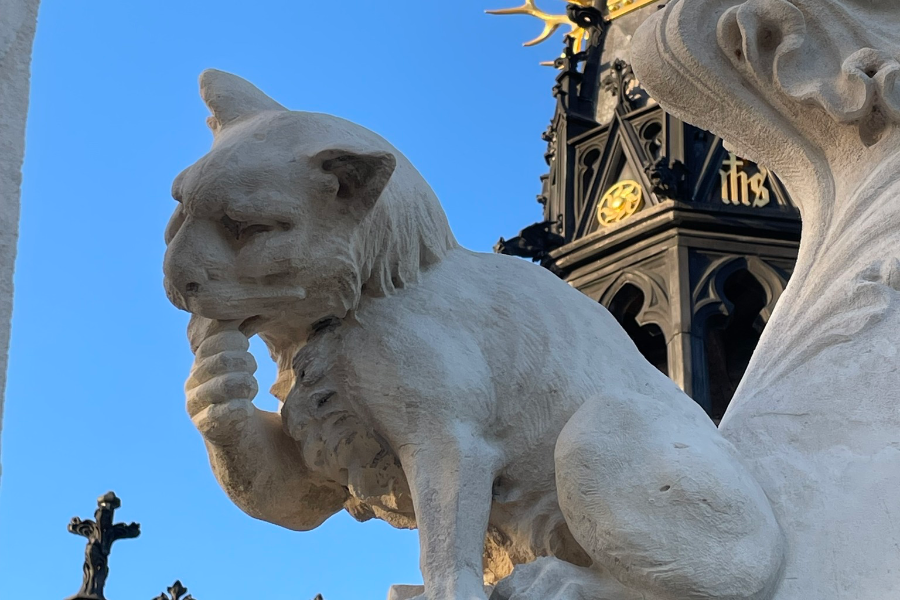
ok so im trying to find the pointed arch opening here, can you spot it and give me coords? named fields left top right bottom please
left=607, top=284, right=668, bottom=376
left=704, top=269, right=768, bottom=422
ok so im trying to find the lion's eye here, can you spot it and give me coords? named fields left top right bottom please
left=239, top=223, right=275, bottom=238
left=220, top=214, right=275, bottom=242
left=220, top=214, right=241, bottom=239
left=315, top=391, right=336, bottom=409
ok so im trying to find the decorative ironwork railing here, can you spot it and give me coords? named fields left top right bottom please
left=63, top=492, right=324, bottom=600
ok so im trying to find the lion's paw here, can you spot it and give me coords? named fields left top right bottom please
left=489, top=557, right=643, bottom=600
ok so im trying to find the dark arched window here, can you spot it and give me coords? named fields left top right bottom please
left=607, top=284, right=668, bottom=376
left=704, top=270, right=767, bottom=422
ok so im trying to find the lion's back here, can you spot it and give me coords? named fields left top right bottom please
left=357, top=248, right=678, bottom=435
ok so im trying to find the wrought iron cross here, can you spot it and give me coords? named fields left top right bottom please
left=66, top=491, right=141, bottom=600
left=153, top=581, right=194, bottom=600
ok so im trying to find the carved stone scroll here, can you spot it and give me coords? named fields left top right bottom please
left=633, top=3, right=900, bottom=598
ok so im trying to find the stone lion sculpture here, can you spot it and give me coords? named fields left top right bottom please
left=163, top=69, right=784, bottom=600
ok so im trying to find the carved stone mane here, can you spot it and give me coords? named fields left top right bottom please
left=348, top=142, right=459, bottom=299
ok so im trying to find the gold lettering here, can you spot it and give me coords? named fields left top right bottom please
left=720, top=153, right=770, bottom=208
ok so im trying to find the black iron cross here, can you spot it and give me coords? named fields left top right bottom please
left=153, top=581, right=194, bottom=600
left=66, top=491, right=141, bottom=600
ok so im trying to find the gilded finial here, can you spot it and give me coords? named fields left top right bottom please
left=488, top=0, right=663, bottom=65
left=487, top=0, right=594, bottom=58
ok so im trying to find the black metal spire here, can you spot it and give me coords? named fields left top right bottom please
left=65, top=492, right=141, bottom=600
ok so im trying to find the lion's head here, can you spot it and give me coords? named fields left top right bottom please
left=163, top=70, right=458, bottom=334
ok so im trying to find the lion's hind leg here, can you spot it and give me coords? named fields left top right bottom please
left=554, top=393, right=784, bottom=600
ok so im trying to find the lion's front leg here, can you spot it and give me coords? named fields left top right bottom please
left=186, top=317, right=348, bottom=531
left=398, top=428, right=500, bottom=600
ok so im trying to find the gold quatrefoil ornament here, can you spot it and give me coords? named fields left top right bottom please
left=597, top=180, right=643, bottom=226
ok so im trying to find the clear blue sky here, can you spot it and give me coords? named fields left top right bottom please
left=0, top=1, right=567, bottom=598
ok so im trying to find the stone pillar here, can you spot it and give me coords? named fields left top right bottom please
left=0, top=0, right=40, bottom=484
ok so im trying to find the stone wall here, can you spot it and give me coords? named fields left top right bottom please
left=0, top=0, right=40, bottom=484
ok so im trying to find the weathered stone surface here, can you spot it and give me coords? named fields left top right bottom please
left=0, top=0, right=39, bottom=485
left=164, top=70, right=785, bottom=600
left=387, top=585, right=425, bottom=600
left=387, top=584, right=493, bottom=600
left=632, top=2, right=900, bottom=599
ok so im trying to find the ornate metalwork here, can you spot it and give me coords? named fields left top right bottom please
left=66, top=492, right=141, bottom=600
left=644, top=156, right=688, bottom=201
left=495, top=219, right=565, bottom=267
left=597, top=180, right=643, bottom=226
left=602, top=58, right=641, bottom=113
left=497, top=1, right=608, bottom=260
left=551, top=35, right=586, bottom=92
left=565, top=2, right=606, bottom=31
left=489, top=0, right=660, bottom=60
left=606, top=0, right=660, bottom=20
left=153, top=581, right=194, bottom=600
left=61, top=493, right=328, bottom=599
left=495, top=0, right=802, bottom=422
left=486, top=0, right=595, bottom=56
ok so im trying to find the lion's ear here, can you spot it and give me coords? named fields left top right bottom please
left=199, top=69, right=285, bottom=134
left=315, top=149, right=397, bottom=212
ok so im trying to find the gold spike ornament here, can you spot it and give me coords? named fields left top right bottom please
left=487, top=0, right=662, bottom=64
left=486, top=0, right=594, bottom=55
